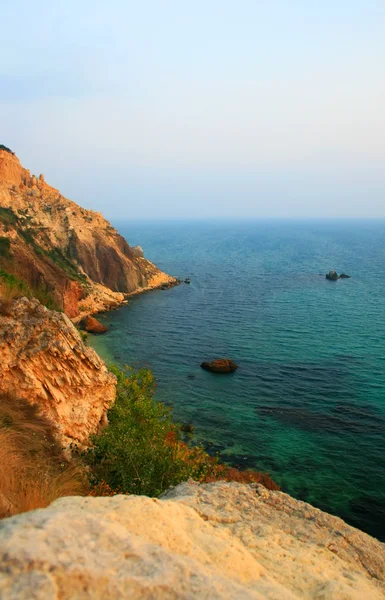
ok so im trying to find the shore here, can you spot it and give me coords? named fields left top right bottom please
left=72, top=271, right=180, bottom=324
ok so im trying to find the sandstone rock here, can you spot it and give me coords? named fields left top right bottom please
left=0, top=481, right=384, bottom=599
left=201, top=359, right=238, bottom=373
left=0, top=297, right=116, bottom=446
left=80, top=315, right=107, bottom=334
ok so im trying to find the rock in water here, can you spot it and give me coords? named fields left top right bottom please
left=326, top=270, right=339, bottom=280
left=339, top=273, right=351, bottom=278
left=81, top=315, right=108, bottom=334
left=1, top=482, right=385, bottom=599
left=201, top=359, right=238, bottom=373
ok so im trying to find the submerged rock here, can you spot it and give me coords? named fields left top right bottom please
left=201, top=359, right=238, bottom=373
left=185, top=277, right=191, bottom=284
left=181, top=423, right=194, bottom=433
left=339, top=273, right=351, bottom=279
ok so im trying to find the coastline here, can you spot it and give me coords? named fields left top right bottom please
left=72, top=271, right=180, bottom=324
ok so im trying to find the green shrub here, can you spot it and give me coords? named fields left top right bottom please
left=0, top=237, right=10, bottom=258
left=0, top=144, right=14, bottom=155
left=45, top=247, right=87, bottom=283
left=0, top=269, right=61, bottom=311
left=85, top=367, right=190, bottom=496
left=84, top=366, right=279, bottom=497
left=0, top=208, right=18, bottom=229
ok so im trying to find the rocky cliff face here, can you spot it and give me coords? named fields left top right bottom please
left=0, top=481, right=384, bottom=599
left=0, top=297, right=116, bottom=446
left=0, top=149, right=176, bottom=317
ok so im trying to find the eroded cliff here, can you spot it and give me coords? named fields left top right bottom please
left=0, top=481, right=384, bottom=599
left=0, top=296, right=116, bottom=446
left=0, top=148, right=176, bottom=317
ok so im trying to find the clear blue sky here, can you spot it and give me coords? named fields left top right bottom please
left=1, top=1, right=384, bottom=218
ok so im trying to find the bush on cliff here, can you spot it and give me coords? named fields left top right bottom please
left=84, top=366, right=197, bottom=496
left=0, top=144, right=14, bottom=154
left=85, top=366, right=278, bottom=497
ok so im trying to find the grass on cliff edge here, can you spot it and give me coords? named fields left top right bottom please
left=0, top=394, right=87, bottom=518
left=83, top=366, right=279, bottom=497
left=0, top=270, right=60, bottom=313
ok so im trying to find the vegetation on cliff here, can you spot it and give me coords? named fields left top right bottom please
left=83, top=366, right=278, bottom=497
left=0, top=393, right=86, bottom=518
left=0, top=144, right=13, bottom=155
left=0, top=362, right=277, bottom=516
left=0, top=270, right=59, bottom=312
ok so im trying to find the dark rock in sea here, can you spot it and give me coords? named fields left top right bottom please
left=184, top=277, right=191, bottom=284
left=181, top=423, right=194, bottom=433
left=339, top=273, right=351, bottom=279
left=187, top=374, right=196, bottom=379
left=80, top=315, right=108, bottom=334
left=326, top=270, right=339, bottom=281
left=200, top=359, right=238, bottom=374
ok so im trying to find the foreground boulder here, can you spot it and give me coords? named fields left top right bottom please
left=201, top=359, right=238, bottom=373
left=0, top=481, right=384, bottom=599
left=80, top=315, right=107, bottom=334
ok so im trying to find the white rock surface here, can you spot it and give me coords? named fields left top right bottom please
left=0, top=481, right=384, bottom=599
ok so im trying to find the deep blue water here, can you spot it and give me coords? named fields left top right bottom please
left=89, top=220, right=385, bottom=540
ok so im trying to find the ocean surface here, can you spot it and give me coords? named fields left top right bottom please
left=89, top=220, right=385, bottom=540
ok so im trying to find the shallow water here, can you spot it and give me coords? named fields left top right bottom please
left=89, top=220, right=385, bottom=540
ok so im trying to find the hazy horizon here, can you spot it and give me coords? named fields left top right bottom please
left=2, top=1, right=384, bottom=220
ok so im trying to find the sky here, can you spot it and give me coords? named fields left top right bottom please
left=1, top=1, right=385, bottom=219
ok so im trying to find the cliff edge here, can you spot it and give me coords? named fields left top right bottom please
left=0, top=148, right=176, bottom=317
left=0, top=481, right=384, bottom=599
left=0, top=296, right=116, bottom=446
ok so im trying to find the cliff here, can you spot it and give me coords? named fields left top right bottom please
left=0, top=148, right=176, bottom=318
left=0, top=481, right=384, bottom=599
left=0, top=296, right=116, bottom=447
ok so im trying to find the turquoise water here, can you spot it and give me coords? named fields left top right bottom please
left=89, top=220, right=385, bottom=540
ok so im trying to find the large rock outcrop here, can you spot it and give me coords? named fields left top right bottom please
left=0, top=297, right=116, bottom=446
left=0, top=481, right=384, bottom=599
left=0, top=149, right=176, bottom=317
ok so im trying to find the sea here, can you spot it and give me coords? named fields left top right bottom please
left=88, top=219, right=385, bottom=541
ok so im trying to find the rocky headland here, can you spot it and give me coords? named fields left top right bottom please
left=0, top=147, right=177, bottom=319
